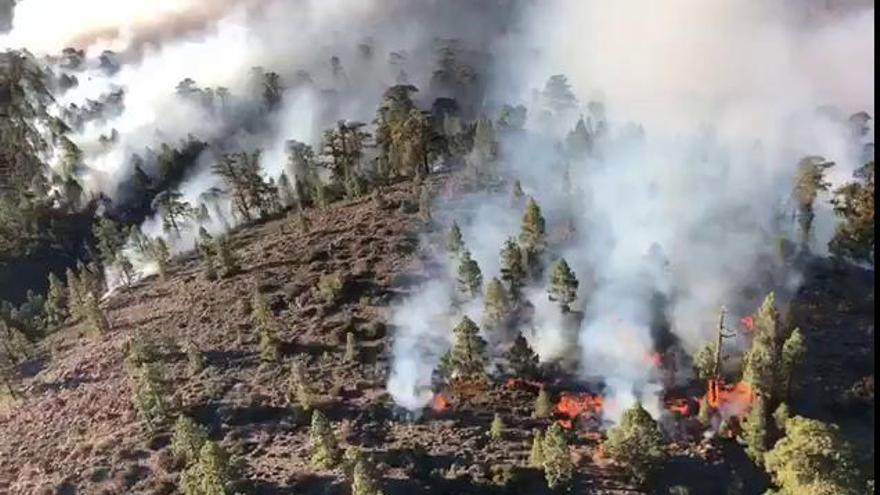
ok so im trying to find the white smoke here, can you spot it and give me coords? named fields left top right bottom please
left=386, top=0, right=874, bottom=422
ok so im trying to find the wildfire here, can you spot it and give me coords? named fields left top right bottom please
left=648, top=351, right=663, bottom=368
left=740, top=315, right=755, bottom=331
left=665, top=398, right=693, bottom=417
left=431, top=392, right=450, bottom=413
left=705, top=378, right=753, bottom=415
left=555, top=392, right=604, bottom=428
left=504, top=378, right=544, bottom=393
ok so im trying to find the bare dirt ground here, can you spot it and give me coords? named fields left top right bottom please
left=0, top=174, right=873, bottom=495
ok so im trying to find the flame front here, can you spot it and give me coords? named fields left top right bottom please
left=705, top=379, right=753, bottom=417
left=431, top=392, right=450, bottom=413
left=740, top=315, right=755, bottom=331
left=555, top=392, right=604, bottom=428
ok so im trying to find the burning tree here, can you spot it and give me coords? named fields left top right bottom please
left=547, top=257, right=578, bottom=312
left=603, top=402, right=667, bottom=486
left=439, top=315, right=488, bottom=381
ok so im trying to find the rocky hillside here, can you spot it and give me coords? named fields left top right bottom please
left=0, top=172, right=873, bottom=495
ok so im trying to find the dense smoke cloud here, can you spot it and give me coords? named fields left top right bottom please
left=386, top=0, right=874, bottom=419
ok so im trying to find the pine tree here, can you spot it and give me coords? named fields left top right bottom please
left=131, top=362, right=173, bottom=433
left=829, top=161, right=874, bottom=264
left=83, top=290, right=109, bottom=334
left=444, top=315, right=488, bottom=381
left=499, top=238, right=526, bottom=300
left=344, top=332, right=357, bottom=363
left=185, top=340, right=205, bottom=375
left=547, top=258, right=578, bottom=312
left=692, top=341, right=717, bottom=382
left=792, top=157, right=833, bottom=249
left=780, top=328, right=806, bottom=400
left=418, top=184, right=432, bottom=222
left=603, top=402, right=667, bottom=486
left=93, top=217, right=124, bottom=268
left=456, top=249, right=483, bottom=300
left=529, top=430, right=545, bottom=467
left=483, top=277, right=509, bottom=329
left=743, top=293, right=781, bottom=400
left=171, top=415, right=209, bottom=466
left=118, top=255, right=137, bottom=289
left=252, top=291, right=280, bottom=363
left=490, top=413, right=505, bottom=441
left=149, top=237, right=171, bottom=282
left=773, top=402, right=790, bottom=433
left=542, top=423, right=574, bottom=489
left=506, top=332, right=539, bottom=379
left=215, top=235, right=240, bottom=277
left=510, top=179, right=525, bottom=206
left=447, top=221, right=464, bottom=257
left=65, top=267, right=81, bottom=320
left=743, top=394, right=769, bottom=465
left=197, top=227, right=217, bottom=280
left=45, top=272, right=67, bottom=330
left=277, top=171, right=295, bottom=208
left=310, top=410, right=341, bottom=468
left=180, top=441, right=232, bottom=495
left=288, top=359, right=314, bottom=413
left=152, top=189, right=193, bottom=237
left=520, top=197, right=546, bottom=253
left=534, top=388, right=553, bottom=418
left=764, top=416, right=858, bottom=495
left=345, top=447, right=384, bottom=495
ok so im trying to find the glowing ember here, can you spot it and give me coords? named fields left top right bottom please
left=665, top=398, right=692, bottom=416
left=555, top=392, right=604, bottom=428
left=431, top=392, right=450, bottom=413
left=740, top=315, right=755, bottom=331
left=504, top=378, right=544, bottom=392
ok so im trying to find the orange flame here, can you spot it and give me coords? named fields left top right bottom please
left=431, top=392, right=450, bottom=413
left=665, top=398, right=692, bottom=416
left=741, top=315, right=755, bottom=331
left=704, top=379, right=753, bottom=417
left=648, top=351, right=663, bottom=368
left=555, top=392, right=604, bottom=428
